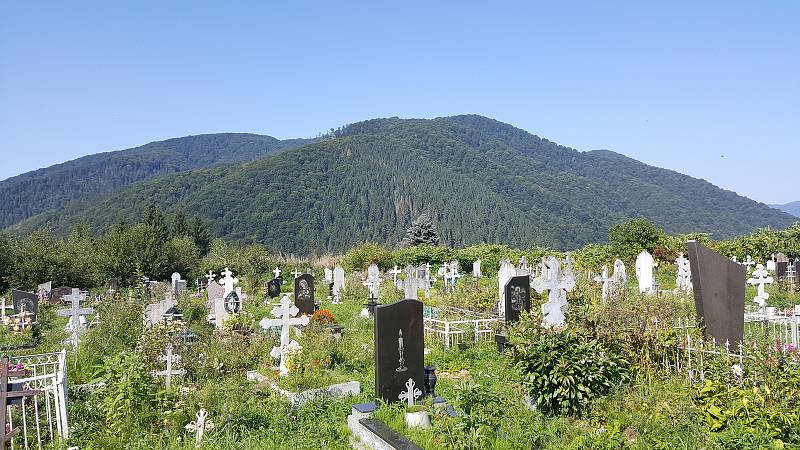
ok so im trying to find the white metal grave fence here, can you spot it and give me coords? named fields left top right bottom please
left=6, top=350, right=69, bottom=449
left=423, top=306, right=499, bottom=349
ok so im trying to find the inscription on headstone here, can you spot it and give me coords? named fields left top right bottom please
left=504, top=275, right=531, bottom=323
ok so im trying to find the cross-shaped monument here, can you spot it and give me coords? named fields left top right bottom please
left=747, top=264, right=773, bottom=309
left=594, top=266, right=610, bottom=300
left=388, top=266, right=402, bottom=286
left=532, top=257, right=576, bottom=328
left=185, top=408, right=214, bottom=447
left=219, top=267, right=238, bottom=296
left=152, top=344, right=186, bottom=389
left=273, top=267, right=282, bottom=278
left=259, top=294, right=310, bottom=375
left=57, top=289, right=94, bottom=348
left=291, top=268, right=302, bottom=279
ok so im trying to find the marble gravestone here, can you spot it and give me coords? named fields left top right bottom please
left=267, top=277, right=283, bottom=299
left=504, top=276, right=531, bottom=323
left=11, top=289, right=39, bottom=322
left=496, top=259, right=516, bottom=317
left=403, top=266, right=419, bottom=300
left=635, top=251, right=655, bottom=294
left=775, top=253, right=789, bottom=281
left=333, top=266, right=345, bottom=303
left=687, top=241, right=745, bottom=344
left=374, top=299, right=424, bottom=404
left=294, top=273, right=315, bottom=315
left=472, top=259, right=482, bottom=279
left=37, top=282, right=52, bottom=300
left=766, top=255, right=776, bottom=273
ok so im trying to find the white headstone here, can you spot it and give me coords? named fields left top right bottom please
left=532, top=257, right=576, bottom=327
left=324, top=267, right=334, bottom=284
left=472, top=260, right=482, bottom=279
left=497, top=259, right=516, bottom=317
left=594, top=266, right=610, bottom=300
left=766, top=255, right=776, bottom=273
left=365, top=264, right=381, bottom=298
left=332, top=266, right=345, bottom=304
left=635, top=251, right=655, bottom=294
left=403, top=266, right=419, bottom=300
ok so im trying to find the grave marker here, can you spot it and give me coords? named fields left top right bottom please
left=374, top=299, right=424, bottom=403
left=294, top=273, right=316, bottom=315
left=635, top=251, right=655, bottom=294
left=260, top=294, right=310, bottom=375
left=504, top=275, right=531, bottom=322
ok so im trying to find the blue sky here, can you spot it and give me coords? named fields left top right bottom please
left=1, top=1, right=798, bottom=203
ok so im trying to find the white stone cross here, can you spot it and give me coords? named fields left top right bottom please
left=291, top=268, right=302, bottom=279
left=398, top=377, right=422, bottom=407
left=185, top=408, right=214, bottom=447
left=743, top=255, right=755, bottom=271
left=747, top=264, right=773, bottom=309
left=219, top=267, right=238, bottom=296
left=259, top=294, right=310, bottom=375
left=594, top=266, right=610, bottom=300
left=57, top=289, right=94, bottom=348
left=532, top=257, right=576, bottom=327
left=205, top=270, right=216, bottom=284
left=388, top=266, right=402, bottom=286
left=273, top=267, right=282, bottom=278
left=447, top=262, right=462, bottom=287
left=152, top=344, right=186, bottom=389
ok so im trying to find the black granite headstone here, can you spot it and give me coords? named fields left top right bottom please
left=294, top=274, right=315, bottom=315
left=106, top=278, right=120, bottom=293
left=504, top=275, right=531, bottom=323
left=687, top=241, right=745, bottom=344
left=776, top=261, right=789, bottom=280
left=374, top=299, right=424, bottom=403
left=11, top=289, right=38, bottom=322
left=267, top=277, right=283, bottom=299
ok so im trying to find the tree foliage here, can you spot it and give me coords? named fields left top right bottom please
left=403, top=213, right=440, bottom=246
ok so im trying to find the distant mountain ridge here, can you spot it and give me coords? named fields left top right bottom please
left=0, top=133, right=313, bottom=229
left=770, top=201, right=800, bottom=218
left=4, top=115, right=796, bottom=252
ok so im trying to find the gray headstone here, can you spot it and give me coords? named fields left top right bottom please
left=294, top=273, right=315, bottom=315
left=504, top=276, right=530, bottom=323
left=402, top=266, right=419, bottom=300
left=374, top=299, right=424, bottom=404
left=687, top=241, right=745, bottom=344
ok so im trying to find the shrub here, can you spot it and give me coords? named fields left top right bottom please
left=341, top=242, right=393, bottom=271
left=509, top=315, right=631, bottom=417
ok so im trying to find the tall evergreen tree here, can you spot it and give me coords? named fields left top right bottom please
left=143, top=204, right=169, bottom=243
left=189, top=217, right=212, bottom=255
left=171, top=212, right=190, bottom=238
left=404, top=214, right=440, bottom=246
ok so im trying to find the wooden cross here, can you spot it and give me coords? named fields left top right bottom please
left=152, top=344, right=185, bottom=389
left=0, top=358, right=41, bottom=445
left=57, top=290, right=95, bottom=348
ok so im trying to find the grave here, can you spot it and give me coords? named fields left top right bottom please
left=504, top=275, right=531, bottom=323
left=403, top=266, right=419, bottom=300
left=472, top=259, right=482, bottom=279
left=267, top=276, right=283, bottom=299
left=171, top=272, right=187, bottom=297
left=594, top=266, right=610, bottom=300
left=57, top=289, right=94, bottom=347
left=496, top=259, right=516, bottom=317
left=687, top=240, right=745, bottom=344
left=11, top=289, right=39, bottom=323
left=635, top=250, right=655, bottom=294
left=364, top=264, right=382, bottom=299
left=747, top=264, right=773, bottom=309
left=294, top=273, right=316, bottom=315
left=332, top=266, right=345, bottom=304
left=152, top=344, right=185, bottom=388
left=532, top=257, right=576, bottom=328
left=144, top=296, right=178, bottom=327
left=374, top=299, right=424, bottom=403
left=675, top=253, right=692, bottom=293
left=259, top=294, right=310, bottom=375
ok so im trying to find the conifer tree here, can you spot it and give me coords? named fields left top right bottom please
left=403, top=214, right=440, bottom=246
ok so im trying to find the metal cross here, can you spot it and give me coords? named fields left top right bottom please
left=185, top=408, right=214, bottom=447
left=398, top=377, right=422, bottom=407
left=57, top=289, right=94, bottom=348
left=152, top=344, right=186, bottom=389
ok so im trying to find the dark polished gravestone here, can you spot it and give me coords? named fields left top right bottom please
left=374, top=299, right=424, bottom=403
left=294, top=274, right=315, bottom=315
left=267, top=276, right=283, bottom=299
left=11, top=289, right=39, bottom=322
left=504, top=275, right=531, bottom=323
left=687, top=241, right=745, bottom=344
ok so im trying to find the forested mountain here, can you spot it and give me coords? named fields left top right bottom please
left=0, top=133, right=312, bottom=228
left=6, top=115, right=796, bottom=252
left=770, top=201, right=800, bottom=218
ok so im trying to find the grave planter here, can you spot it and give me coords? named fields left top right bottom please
left=404, top=410, right=431, bottom=428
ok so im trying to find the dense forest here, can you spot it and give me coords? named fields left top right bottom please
left=771, top=201, right=800, bottom=218
left=5, top=115, right=794, bottom=252
left=0, top=133, right=313, bottom=229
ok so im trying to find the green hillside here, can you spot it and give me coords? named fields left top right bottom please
left=8, top=115, right=795, bottom=251
left=770, top=201, right=800, bottom=218
left=0, top=133, right=312, bottom=228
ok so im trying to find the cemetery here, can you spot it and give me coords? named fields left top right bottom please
left=0, top=219, right=799, bottom=449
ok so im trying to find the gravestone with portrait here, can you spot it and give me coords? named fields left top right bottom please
left=687, top=241, right=745, bottom=344
left=503, top=276, right=530, bottom=323
left=294, top=273, right=316, bottom=315
left=11, top=289, right=39, bottom=323
left=374, top=299, right=424, bottom=403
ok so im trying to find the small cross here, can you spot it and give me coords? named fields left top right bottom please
left=185, top=408, right=214, bottom=447
left=398, top=377, right=422, bottom=407
left=259, top=294, right=310, bottom=375
left=219, top=267, right=238, bottom=296
left=205, top=270, right=216, bottom=284
left=291, top=268, right=302, bottom=279
left=388, top=266, right=402, bottom=285
left=273, top=267, right=282, bottom=278
left=152, top=344, right=186, bottom=389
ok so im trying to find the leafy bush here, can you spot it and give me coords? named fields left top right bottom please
left=509, top=315, right=631, bottom=417
left=341, top=242, right=393, bottom=271
left=608, top=218, right=666, bottom=263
